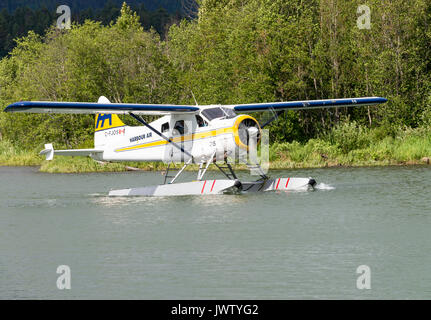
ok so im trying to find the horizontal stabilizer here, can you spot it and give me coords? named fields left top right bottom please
left=39, top=143, right=103, bottom=160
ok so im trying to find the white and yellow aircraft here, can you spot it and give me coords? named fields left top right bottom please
left=5, top=96, right=387, bottom=196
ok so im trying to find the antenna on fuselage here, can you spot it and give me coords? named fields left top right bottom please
left=190, top=91, right=199, bottom=106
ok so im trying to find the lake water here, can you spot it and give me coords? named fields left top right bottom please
left=0, top=165, right=430, bottom=299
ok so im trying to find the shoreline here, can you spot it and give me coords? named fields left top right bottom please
left=1, top=125, right=430, bottom=173
left=0, top=156, right=429, bottom=173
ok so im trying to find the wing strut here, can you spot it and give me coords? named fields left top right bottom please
left=128, top=112, right=194, bottom=161
left=260, top=110, right=285, bottom=128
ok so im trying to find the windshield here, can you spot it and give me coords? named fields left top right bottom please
left=201, top=107, right=236, bottom=121
left=222, top=107, right=236, bottom=118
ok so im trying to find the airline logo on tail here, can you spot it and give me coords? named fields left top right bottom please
left=95, top=114, right=125, bottom=132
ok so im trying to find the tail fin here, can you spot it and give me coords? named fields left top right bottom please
left=94, top=96, right=125, bottom=132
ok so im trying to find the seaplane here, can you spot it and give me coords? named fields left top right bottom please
left=4, top=96, right=387, bottom=196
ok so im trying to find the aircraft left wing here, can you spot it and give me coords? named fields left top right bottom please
left=4, top=101, right=199, bottom=115
left=231, top=97, right=387, bottom=112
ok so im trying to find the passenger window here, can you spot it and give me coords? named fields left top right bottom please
left=196, top=115, right=208, bottom=127
left=161, top=122, right=169, bottom=133
left=174, top=120, right=185, bottom=135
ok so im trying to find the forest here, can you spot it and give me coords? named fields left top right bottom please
left=0, top=0, right=183, bottom=12
left=0, top=0, right=186, bottom=57
left=0, top=0, right=430, bottom=171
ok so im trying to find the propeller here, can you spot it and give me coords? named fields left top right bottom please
left=237, top=118, right=261, bottom=146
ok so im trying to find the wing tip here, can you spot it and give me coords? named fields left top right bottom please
left=4, top=101, right=28, bottom=112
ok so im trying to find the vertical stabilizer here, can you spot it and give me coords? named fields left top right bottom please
left=94, top=96, right=126, bottom=147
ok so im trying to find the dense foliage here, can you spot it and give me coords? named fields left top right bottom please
left=0, top=0, right=430, bottom=153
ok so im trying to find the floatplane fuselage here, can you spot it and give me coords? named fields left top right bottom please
left=92, top=105, right=260, bottom=164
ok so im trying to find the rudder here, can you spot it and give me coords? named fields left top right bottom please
left=94, top=96, right=125, bottom=132
left=94, top=113, right=125, bottom=132
left=94, top=96, right=126, bottom=147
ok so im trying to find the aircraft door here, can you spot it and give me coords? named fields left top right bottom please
left=170, top=117, right=194, bottom=163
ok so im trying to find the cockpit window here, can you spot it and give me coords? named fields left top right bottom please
left=195, top=115, right=208, bottom=127
left=161, top=122, right=169, bottom=133
left=222, top=107, right=236, bottom=118
left=201, top=108, right=224, bottom=120
left=173, top=120, right=185, bottom=135
left=201, top=107, right=236, bottom=121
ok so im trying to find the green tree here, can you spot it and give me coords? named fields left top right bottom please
left=0, top=4, right=178, bottom=148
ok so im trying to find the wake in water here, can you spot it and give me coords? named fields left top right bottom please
left=314, top=183, right=335, bottom=191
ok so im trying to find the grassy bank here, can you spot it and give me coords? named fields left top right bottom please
left=1, top=123, right=430, bottom=173
left=0, top=139, right=44, bottom=166
left=269, top=123, right=431, bottom=168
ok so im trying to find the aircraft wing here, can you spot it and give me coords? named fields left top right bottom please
left=4, top=101, right=199, bottom=115
left=231, top=97, right=387, bottom=112
left=4, top=96, right=387, bottom=115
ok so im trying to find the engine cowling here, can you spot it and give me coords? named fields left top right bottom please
left=233, top=115, right=261, bottom=150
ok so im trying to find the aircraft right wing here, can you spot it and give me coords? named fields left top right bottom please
left=5, top=100, right=199, bottom=115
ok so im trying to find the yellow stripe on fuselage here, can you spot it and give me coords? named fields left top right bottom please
left=115, top=126, right=234, bottom=153
left=114, top=115, right=259, bottom=153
